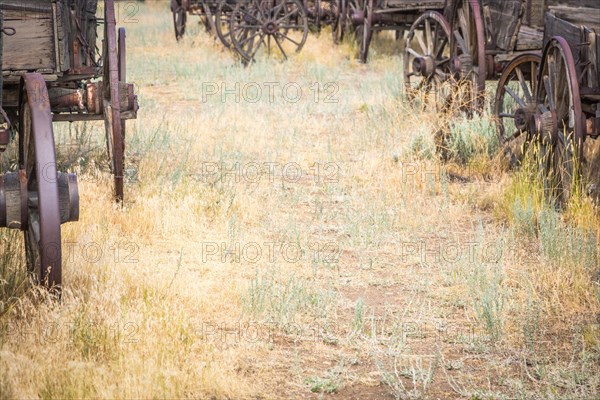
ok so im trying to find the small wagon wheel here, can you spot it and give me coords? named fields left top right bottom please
left=403, top=11, right=452, bottom=109
left=332, top=0, right=346, bottom=44
left=535, top=37, right=585, bottom=206
left=171, top=0, right=187, bottom=40
left=359, top=0, right=373, bottom=63
left=215, top=0, right=235, bottom=47
left=449, top=0, right=486, bottom=113
left=103, top=0, right=125, bottom=202
left=230, top=0, right=309, bottom=63
left=493, top=53, right=541, bottom=144
left=346, top=0, right=364, bottom=45
left=19, top=74, right=62, bottom=292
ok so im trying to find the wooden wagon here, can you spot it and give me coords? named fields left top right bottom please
left=334, top=0, right=447, bottom=62
left=0, top=0, right=138, bottom=292
left=493, top=2, right=599, bottom=205
left=171, top=0, right=311, bottom=62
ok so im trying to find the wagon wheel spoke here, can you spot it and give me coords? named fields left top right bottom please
left=407, top=48, right=423, bottom=59
left=543, top=76, right=555, bottom=111
left=416, top=31, right=428, bottom=56
left=514, top=67, right=532, bottom=103
left=249, top=33, right=267, bottom=59
left=434, top=37, right=448, bottom=59
left=277, top=31, right=302, bottom=47
left=425, top=19, right=432, bottom=54
left=504, top=85, right=527, bottom=108
left=276, top=8, right=299, bottom=24
left=273, top=33, right=289, bottom=60
left=457, top=7, right=470, bottom=50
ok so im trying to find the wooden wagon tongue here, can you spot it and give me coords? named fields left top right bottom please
left=0, top=171, right=79, bottom=230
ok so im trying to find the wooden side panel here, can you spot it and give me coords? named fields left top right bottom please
left=484, top=0, right=523, bottom=51
left=515, top=25, right=543, bottom=51
left=526, top=0, right=546, bottom=28
left=543, top=13, right=585, bottom=78
left=1, top=6, right=56, bottom=71
left=384, top=0, right=446, bottom=11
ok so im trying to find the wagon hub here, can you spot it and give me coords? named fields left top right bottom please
left=351, top=10, right=365, bottom=26
left=0, top=171, right=79, bottom=229
left=532, top=110, right=559, bottom=143
left=513, top=108, right=531, bottom=131
left=263, top=21, right=279, bottom=35
left=450, top=54, right=472, bottom=79
left=412, top=56, right=436, bottom=78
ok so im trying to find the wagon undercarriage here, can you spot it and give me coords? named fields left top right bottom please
left=0, top=0, right=139, bottom=294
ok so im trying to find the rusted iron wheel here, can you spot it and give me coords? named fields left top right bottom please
left=449, top=0, right=486, bottom=113
left=103, top=0, right=125, bottom=203
left=404, top=10, right=452, bottom=109
left=171, top=0, right=187, bottom=40
left=332, top=0, right=346, bottom=44
left=358, top=0, right=372, bottom=63
left=216, top=0, right=235, bottom=47
left=493, top=53, right=541, bottom=144
left=230, top=0, right=309, bottom=63
left=535, top=37, right=585, bottom=206
left=19, top=74, right=62, bottom=293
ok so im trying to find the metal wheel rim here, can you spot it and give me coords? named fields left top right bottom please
left=19, top=74, right=62, bottom=292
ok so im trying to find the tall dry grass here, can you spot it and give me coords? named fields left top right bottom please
left=0, top=2, right=598, bottom=399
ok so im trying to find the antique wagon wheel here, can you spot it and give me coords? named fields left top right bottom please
left=171, top=0, right=187, bottom=40
left=493, top=54, right=541, bottom=144
left=535, top=37, right=585, bottom=206
left=359, top=0, right=372, bottom=63
left=230, top=0, right=309, bottom=62
left=346, top=0, right=364, bottom=45
left=103, top=0, right=125, bottom=202
left=449, top=0, right=486, bottom=113
left=332, top=0, right=346, bottom=44
left=403, top=11, right=452, bottom=109
left=19, top=74, right=62, bottom=292
left=215, top=0, right=235, bottom=47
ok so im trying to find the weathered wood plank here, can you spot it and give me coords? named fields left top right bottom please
left=484, top=0, right=523, bottom=51
left=2, top=7, right=55, bottom=71
left=384, top=0, right=446, bottom=11
left=515, top=25, right=543, bottom=51
left=547, top=6, right=600, bottom=32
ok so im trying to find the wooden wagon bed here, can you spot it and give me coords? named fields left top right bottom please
left=0, top=0, right=98, bottom=84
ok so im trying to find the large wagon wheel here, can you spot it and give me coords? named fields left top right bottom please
left=19, top=74, right=62, bottom=292
left=103, top=0, right=125, bottom=202
left=534, top=37, right=585, bottom=206
left=230, top=0, right=309, bottom=63
left=493, top=54, right=541, bottom=144
left=358, top=0, right=372, bottom=63
left=449, top=0, right=486, bottom=113
left=215, top=0, right=235, bottom=47
left=403, top=11, right=452, bottom=110
left=171, top=0, right=187, bottom=40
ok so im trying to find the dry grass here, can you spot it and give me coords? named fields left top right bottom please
left=0, top=2, right=599, bottom=399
